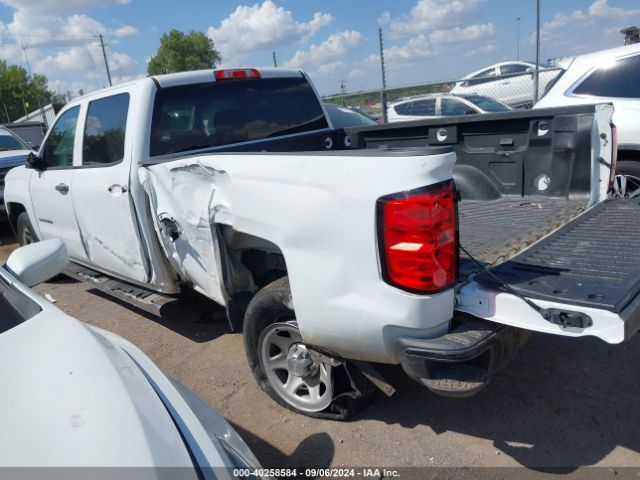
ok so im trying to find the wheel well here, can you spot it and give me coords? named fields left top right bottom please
left=216, top=226, right=288, bottom=331
left=6, top=203, right=26, bottom=236
left=217, top=226, right=288, bottom=294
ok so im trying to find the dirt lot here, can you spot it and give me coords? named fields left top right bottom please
left=2, top=224, right=639, bottom=478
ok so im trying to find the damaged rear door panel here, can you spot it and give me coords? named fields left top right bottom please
left=139, top=162, right=231, bottom=306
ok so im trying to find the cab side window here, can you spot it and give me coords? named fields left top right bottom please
left=83, top=93, right=130, bottom=166
left=41, top=107, right=80, bottom=168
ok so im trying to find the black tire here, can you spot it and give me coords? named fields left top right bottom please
left=618, top=160, right=640, bottom=192
left=243, top=276, right=376, bottom=420
left=16, top=212, right=38, bottom=246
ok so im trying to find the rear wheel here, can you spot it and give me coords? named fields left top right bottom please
left=16, top=212, right=37, bottom=246
left=243, top=276, right=376, bottom=419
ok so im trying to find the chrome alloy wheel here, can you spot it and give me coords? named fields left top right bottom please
left=259, top=321, right=333, bottom=412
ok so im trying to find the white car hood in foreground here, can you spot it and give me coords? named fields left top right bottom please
left=0, top=310, right=197, bottom=468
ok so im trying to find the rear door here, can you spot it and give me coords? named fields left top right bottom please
left=70, top=89, right=149, bottom=283
left=29, top=106, right=88, bottom=261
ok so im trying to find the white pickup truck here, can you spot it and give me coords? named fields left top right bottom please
left=5, top=67, right=640, bottom=419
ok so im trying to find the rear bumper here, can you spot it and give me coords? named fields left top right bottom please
left=397, top=316, right=529, bottom=397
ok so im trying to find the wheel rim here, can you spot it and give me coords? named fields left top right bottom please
left=259, top=321, right=333, bottom=412
left=21, top=228, right=33, bottom=246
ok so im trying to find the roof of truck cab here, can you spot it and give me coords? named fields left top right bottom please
left=152, top=67, right=304, bottom=88
left=66, top=67, right=306, bottom=104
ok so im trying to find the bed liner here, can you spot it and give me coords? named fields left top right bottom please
left=472, top=198, right=640, bottom=313
left=458, top=196, right=587, bottom=279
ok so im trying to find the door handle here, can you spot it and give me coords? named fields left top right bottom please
left=108, top=184, right=128, bottom=194
left=55, top=183, right=69, bottom=194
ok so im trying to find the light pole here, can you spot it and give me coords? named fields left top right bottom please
left=516, top=17, right=521, bottom=60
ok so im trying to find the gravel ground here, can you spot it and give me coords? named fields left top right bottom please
left=2, top=224, right=639, bottom=479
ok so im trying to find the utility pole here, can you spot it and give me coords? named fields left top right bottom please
left=3, top=103, right=10, bottom=123
left=378, top=28, right=388, bottom=123
left=272, top=51, right=278, bottom=68
left=98, top=33, right=113, bottom=87
left=533, top=0, right=540, bottom=103
left=340, top=80, right=347, bottom=106
left=21, top=42, right=46, bottom=123
left=516, top=17, right=521, bottom=60
left=21, top=42, right=33, bottom=76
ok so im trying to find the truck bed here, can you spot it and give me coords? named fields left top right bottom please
left=458, top=196, right=587, bottom=280
left=475, top=198, right=640, bottom=313
left=347, top=104, right=613, bottom=291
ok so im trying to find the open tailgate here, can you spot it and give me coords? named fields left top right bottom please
left=457, top=197, right=640, bottom=343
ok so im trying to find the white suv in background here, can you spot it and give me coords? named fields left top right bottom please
left=535, top=43, right=640, bottom=184
left=451, top=61, right=562, bottom=108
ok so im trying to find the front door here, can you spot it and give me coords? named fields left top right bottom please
left=70, top=91, right=149, bottom=284
left=29, top=106, right=88, bottom=261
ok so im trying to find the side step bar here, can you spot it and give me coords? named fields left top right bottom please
left=64, top=263, right=178, bottom=316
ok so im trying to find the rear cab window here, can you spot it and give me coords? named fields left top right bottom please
left=150, top=77, right=328, bottom=156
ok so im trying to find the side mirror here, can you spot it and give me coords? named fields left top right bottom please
left=26, top=152, right=46, bottom=170
left=5, top=239, right=68, bottom=287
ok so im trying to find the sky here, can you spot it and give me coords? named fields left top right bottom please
left=0, top=0, right=639, bottom=98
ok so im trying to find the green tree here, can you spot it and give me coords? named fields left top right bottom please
left=0, top=60, right=54, bottom=122
left=147, top=29, right=222, bottom=76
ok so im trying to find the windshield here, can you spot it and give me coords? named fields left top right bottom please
left=324, top=104, right=377, bottom=128
left=0, top=131, right=30, bottom=152
left=0, top=272, right=42, bottom=335
left=460, top=95, right=512, bottom=112
left=150, top=77, right=328, bottom=156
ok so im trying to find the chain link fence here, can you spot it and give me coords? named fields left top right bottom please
left=323, top=67, right=565, bottom=121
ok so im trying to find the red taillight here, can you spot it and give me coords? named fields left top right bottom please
left=214, top=69, right=261, bottom=80
left=377, top=181, right=457, bottom=293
